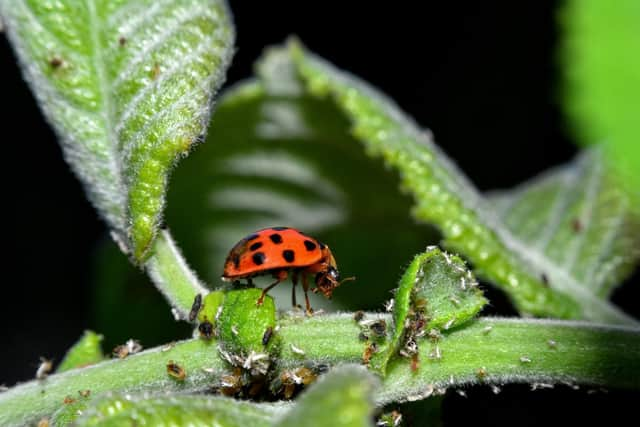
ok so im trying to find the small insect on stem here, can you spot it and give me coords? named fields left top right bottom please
left=166, top=360, right=186, bottom=381
left=198, top=321, right=214, bottom=339
left=189, top=294, right=202, bottom=322
left=49, top=57, right=63, bottom=69
left=369, top=319, right=387, bottom=337
left=118, top=36, right=127, bottom=46
left=79, top=389, right=91, bottom=398
left=353, top=310, right=365, bottom=322
left=481, top=325, right=493, bottom=335
left=36, top=357, right=53, bottom=380
left=262, top=326, right=274, bottom=346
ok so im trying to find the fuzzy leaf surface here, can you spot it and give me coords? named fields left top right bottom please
left=0, top=0, right=234, bottom=260
left=275, top=365, right=377, bottom=427
left=75, top=394, right=281, bottom=427
left=56, top=330, right=105, bottom=373
left=226, top=42, right=638, bottom=324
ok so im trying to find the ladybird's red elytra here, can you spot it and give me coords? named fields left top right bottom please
left=222, top=227, right=354, bottom=313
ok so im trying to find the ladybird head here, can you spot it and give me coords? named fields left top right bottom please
left=313, top=263, right=355, bottom=298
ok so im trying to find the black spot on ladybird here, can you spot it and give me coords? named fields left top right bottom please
left=303, top=240, right=317, bottom=251
left=246, top=234, right=260, bottom=241
left=319, top=242, right=326, bottom=249
left=283, top=250, right=295, bottom=262
left=253, top=252, right=266, bottom=265
left=249, top=242, right=263, bottom=251
left=232, top=254, right=240, bottom=269
left=269, top=233, right=283, bottom=244
left=272, top=226, right=289, bottom=231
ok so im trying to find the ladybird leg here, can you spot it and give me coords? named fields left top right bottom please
left=301, top=274, right=314, bottom=315
left=247, top=277, right=254, bottom=287
left=257, top=270, right=288, bottom=306
left=291, top=269, right=299, bottom=309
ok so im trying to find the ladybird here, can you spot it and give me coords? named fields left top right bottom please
left=222, top=227, right=354, bottom=313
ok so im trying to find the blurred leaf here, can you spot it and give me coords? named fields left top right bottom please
left=167, top=82, right=437, bottom=311
left=0, top=0, right=234, bottom=260
left=75, top=394, right=280, bottom=427
left=56, top=330, right=105, bottom=373
left=234, top=41, right=635, bottom=324
left=371, top=247, right=486, bottom=374
left=560, top=0, right=640, bottom=196
left=275, top=365, right=377, bottom=427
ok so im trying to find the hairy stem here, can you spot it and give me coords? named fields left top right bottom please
left=145, top=229, right=210, bottom=319
left=1, top=316, right=638, bottom=426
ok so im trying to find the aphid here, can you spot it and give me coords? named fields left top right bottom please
left=410, top=353, right=420, bottom=372
left=290, top=343, right=306, bottom=356
left=278, top=367, right=317, bottom=399
left=384, top=299, right=395, bottom=312
left=166, top=360, right=186, bottom=381
left=572, top=218, right=583, bottom=232
left=36, top=357, right=53, bottom=380
left=151, top=63, right=161, bottom=79
left=198, top=320, right=214, bottom=339
left=113, top=339, right=142, bottom=359
left=476, top=366, right=488, bottom=379
left=362, top=342, right=378, bottom=365
left=49, top=57, right=63, bottom=69
left=370, top=319, right=387, bottom=337
left=189, top=294, right=202, bottom=322
left=63, top=396, right=76, bottom=405
left=222, top=227, right=355, bottom=313
left=37, top=418, right=50, bottom=427
left=547, top=339, right=557, bottom=349
left=262, top=326, right=274, bottom=346
left=118, top=36, right=127, bottom=46
left=79, top=389, right=91, bottom=398
left=353, top=310, right=365, bottom=322
left=482, top=326, right=493, bottom=335
left=520, top=355, right=532, bottom=363
left=161, top=341, right=176, bottom=352
left=220, top=368, right=243, bottom=396
left=540, top=273, right=550, bottom=287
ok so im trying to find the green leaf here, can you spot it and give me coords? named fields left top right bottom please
left=56, top=330, right=105, bottom=373
left=371, top=247, right=487, bottom=374
left=275, top=365, right=377, bottom=427
left=75, top=394, right=281, bottom=427
left=166, top=80, right=438, bottom=312
left=487, top=150, right=640, bottom=301
left=560, top=0, right=640, bottom=195
left=2, top=316, right=639, bottom=425
left=0, top=0, right=234, bottom=261
left=218, top=289, right=278, bottom=356
left=216, top=41, right=637, bottom=324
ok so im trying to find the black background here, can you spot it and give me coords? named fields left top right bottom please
left=1, top=1, right=638, bottom=426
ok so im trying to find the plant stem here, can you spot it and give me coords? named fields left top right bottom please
left=145, top=229, right=210, bottom=320
left=1, top=316, right=638, bottom=426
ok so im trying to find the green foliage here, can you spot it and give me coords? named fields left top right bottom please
left=275, top=366, right=377, bottom=427
left=560, top=0, right=640, bottom=194
left=75, top=395, right=280, bottom=427
left=217, top=289, right=277, bottom=355
left=192, top=41, right=637, bottom=324
left=56, top=331, right=105, bottom=373
left=2, top=1, right=640, bottom=426
left=371, top=247, right=486, bottom=374
left=0, top=0, right=234, bottom=261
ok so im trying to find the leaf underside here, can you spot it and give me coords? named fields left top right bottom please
left=211, top=41, right=638, bottom=324
left=1, top=0, right=234, bottom=260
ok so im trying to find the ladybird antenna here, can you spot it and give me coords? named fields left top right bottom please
left=339, top=276, right=356, bottom=286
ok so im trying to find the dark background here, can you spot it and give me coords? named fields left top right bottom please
left=1, top=1, right=637, bottom=426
